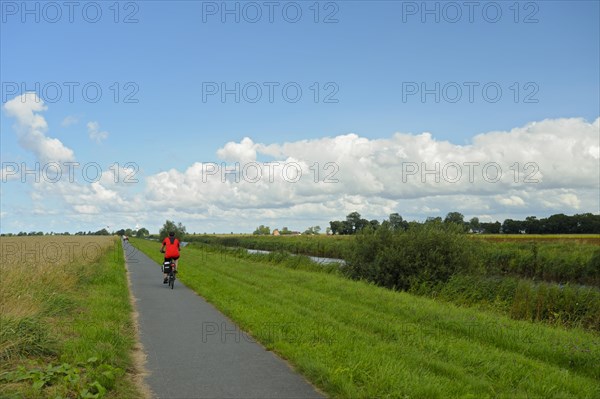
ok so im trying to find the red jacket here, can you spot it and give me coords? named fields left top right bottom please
left=162, top=237, right=180, bottom=258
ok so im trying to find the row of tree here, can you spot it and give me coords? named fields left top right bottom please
left=2, top=228, right=112, bottom=237
left=499, top=213, right=600, bottom=234
left=4, top=212, right=599, bottom=238
left=1, top=222, right=176, bottom=239
left=329, top=212, right=600, bottom=235
left=115, top=227, right=150, bottom=238
left=1, top=227, right=152, bottom=237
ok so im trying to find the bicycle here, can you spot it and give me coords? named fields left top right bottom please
left=160, top=251, right=177, bottom=289
left=167, top=261, right=176, bottom=289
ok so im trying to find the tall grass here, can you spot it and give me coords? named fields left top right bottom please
left=0, top=236, right=142, bottom=398
left=479, top=240, right=600, bottom=286
left=1, top=236, right=104, bottom=361
left=411, top=275, right=600, bottom=331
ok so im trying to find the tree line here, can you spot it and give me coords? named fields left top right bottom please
left=1, top=227, right=151, bottom=237
left=329, top=212, right=600, bottom=235
left=1, top=229, right=112, bottom=237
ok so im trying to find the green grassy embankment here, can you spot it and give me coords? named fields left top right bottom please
left=133, top=238, right=600, bottom=399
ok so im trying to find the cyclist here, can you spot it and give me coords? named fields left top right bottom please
left=160, top=231, right=180, bottom=284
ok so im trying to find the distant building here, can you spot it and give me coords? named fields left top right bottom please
left=272, top=229, right=280, bottom=236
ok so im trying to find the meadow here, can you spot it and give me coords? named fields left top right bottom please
left=187, top=234, right=600, bottom=285
left=132, top=238, right=600, bottom=398
left=0, top=236, right=142, bottom=399
left=186, top=231, right=600, bottom=331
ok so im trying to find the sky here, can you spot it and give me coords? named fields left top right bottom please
left=1, top=0, right=599, bottom=234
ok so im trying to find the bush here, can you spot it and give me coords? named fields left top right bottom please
left=344, top=223, right=480, bottom=290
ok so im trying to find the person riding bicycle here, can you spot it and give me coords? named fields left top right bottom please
left=160, top=231, right=180, bottom=284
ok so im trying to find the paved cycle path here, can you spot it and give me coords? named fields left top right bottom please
left=124, top=241, right=324, bottom=399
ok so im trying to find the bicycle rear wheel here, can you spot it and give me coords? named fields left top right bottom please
left=169, top=272, right=175, bottom=289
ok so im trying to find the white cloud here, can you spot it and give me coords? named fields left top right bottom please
left=559, top=193, right=581, bottom=209
left=498, top=196, right=525, bottom=207
left=3, top=111, right=599, bottom=232
left=74, top=205, right=100, bottom=214
left=87, top=121, right=109, bottom=143
left=540, top=191, right=582, bottom=210
left=217, top=137, right=257, bottom=163
left=3, top=93, right=75, bottom=164
left=61, top=115, right=78, bottom=127
left=132, top=117, right=599, bottom=232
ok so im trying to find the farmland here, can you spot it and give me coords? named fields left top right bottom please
left=132, top=237, right=600, bottom=398
left=2, top=232, right=598, bottom=398
left=0, top=236, right=142, bottom=399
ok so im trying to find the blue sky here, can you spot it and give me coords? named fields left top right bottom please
left=1, top=1, right=599, bottom=234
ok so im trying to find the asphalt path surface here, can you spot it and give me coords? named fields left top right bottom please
left=124, top=241, right=324, bottom=399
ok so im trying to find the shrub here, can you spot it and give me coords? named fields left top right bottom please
left=344, top=223, right=480, bottom=290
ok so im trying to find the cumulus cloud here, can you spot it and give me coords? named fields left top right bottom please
left=87, top=121, right=109, bottom=143
left=3, top=106, right=598, bottom=232
left=139, top=117, right=599, bottom=228
left=3, top=93, right=75, bottom=164
left=217, top=137, right=257, bottom=163
left=26, top=175, right=143, bottom=225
